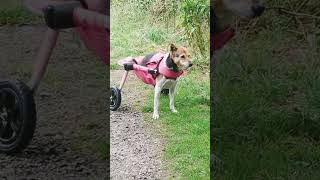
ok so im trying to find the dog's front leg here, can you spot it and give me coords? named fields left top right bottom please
left=169, top=82, right=178, bottom=113
left=153, top=84, right=162, bottom=119
left=153, top=77, right=167, bottom=119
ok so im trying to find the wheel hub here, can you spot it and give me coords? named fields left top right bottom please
left=0, top=107, right=8, bottom=122
left=0, top=89, right=19, bottom=143
left=110, top=91, right=116, bottom=106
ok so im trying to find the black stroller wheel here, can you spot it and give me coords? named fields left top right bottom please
left=110, top=87, right=121, bottom=111
left=0, top=81, right=36, bottom=153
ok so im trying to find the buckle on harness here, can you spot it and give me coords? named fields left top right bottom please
left=148, top=69, right=158, bottom=75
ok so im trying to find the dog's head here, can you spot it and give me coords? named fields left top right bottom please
left=169, top=44, right=193, bottom=71
left=213, top=0, right=265, bottom=18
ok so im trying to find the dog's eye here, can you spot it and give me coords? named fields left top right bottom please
left=181, top=55, right=185, bottom=58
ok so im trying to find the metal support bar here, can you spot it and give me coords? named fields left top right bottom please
left=119, top=71, right=129, bottom=90
left=29, top=28, right=59, bottom=92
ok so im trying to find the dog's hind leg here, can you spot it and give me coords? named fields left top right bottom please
left=169, top=83, right=178, bottom=113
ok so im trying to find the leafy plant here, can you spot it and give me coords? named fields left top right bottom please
left=147, top=27, right=166, bottom=43
left=116, top=0, right=210, bottom=57
left=179, top=0, right=210, bottom=56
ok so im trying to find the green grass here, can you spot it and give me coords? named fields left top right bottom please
left=111, top=3, right=184, bottom=67
left=143, top=70, right=210, bottom=178
left=214, top=24, right=320, bottom=179
left=98, top=140, right=109, bottom=160
left=111, top=2, right=210, bottom=179
left=0, top=0, right=40, bottom=26
left=0, top=0, right=21, bottom=11
left=0, top=6, right=40, bottom=26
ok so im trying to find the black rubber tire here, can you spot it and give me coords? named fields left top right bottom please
left=0, top=80, right=36, bottom=153
left=110, top=87, right=121, bottom=111
left=161, top=89, right=169, bottom=95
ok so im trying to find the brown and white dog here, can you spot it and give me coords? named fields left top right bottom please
left=117, top=44, right=192, bottom=119
left=152, top=44, right=193, bottom=119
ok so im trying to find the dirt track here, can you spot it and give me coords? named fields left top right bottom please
left=110, top=70, right=167, bottom=179
left=0, top=25, right=108, bottom=179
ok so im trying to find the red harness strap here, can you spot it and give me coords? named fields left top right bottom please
left=211, top=26, right=235, bottom=51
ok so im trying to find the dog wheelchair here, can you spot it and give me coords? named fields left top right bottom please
left=110, top=57, right=158, bottom=111
left=0, top=0, right=108, bottom=153
left=110, top=53, right=182, bottom=111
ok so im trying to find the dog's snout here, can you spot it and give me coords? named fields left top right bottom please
left=189, top=62, right=193, bottom=67
left=252, top=5, right=265, bottom=17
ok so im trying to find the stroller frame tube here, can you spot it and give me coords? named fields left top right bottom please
left=28, top=28, right=59, bottom=92
left=28, top=5, right=108, bottom=92
left=119, top=71, right=129, bottom=90
left=118, top=63, right=156, bottom=90
left=132, top=63, right=153, bottom=72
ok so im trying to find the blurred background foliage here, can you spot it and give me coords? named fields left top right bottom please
left=112, top=0, right=210, bottom=57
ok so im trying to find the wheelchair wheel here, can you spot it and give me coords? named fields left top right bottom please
left=110, top=87, right=121, bottom=111
left=0, top=81, right=36, bottom=153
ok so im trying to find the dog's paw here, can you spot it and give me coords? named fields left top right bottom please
left=171, top=109, right=179, bottom=113
left=152, top=113, right=160, bottom=120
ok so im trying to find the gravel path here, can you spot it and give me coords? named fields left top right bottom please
left=0, top=25, right=108, bottom=179
left=110, top=70, right=166, bottom=179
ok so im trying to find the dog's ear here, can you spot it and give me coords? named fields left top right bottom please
left=170, top=44, right=178, bottom=52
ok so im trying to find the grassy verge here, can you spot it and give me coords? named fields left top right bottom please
left=214, top=23, right=320, bottom=179
left=0, top=0, right=40, bottom=26
left=143, top=70, right=210, bottom=178
left=111, top=2, right=210, bottom=179
left=0, top=7, right=39, bottom=25
left=111, top=3, right=188, bottom=68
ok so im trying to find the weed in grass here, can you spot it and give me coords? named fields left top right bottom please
left=147, top=27, right=166, bottom=44
left=110, top=63, right=120, bottom=70
left=98, top=141, right=109, bottom=160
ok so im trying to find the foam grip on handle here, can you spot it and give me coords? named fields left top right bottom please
left=124, top=64, right=134, bottom=71
left=43, top=2, right=81, bottom=29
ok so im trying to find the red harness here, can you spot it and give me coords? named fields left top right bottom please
left=134, top=53, right=183, bottom=85
left=118, top=53, right=184, bottom=86
left=211, top=26, right=235, bottom=51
